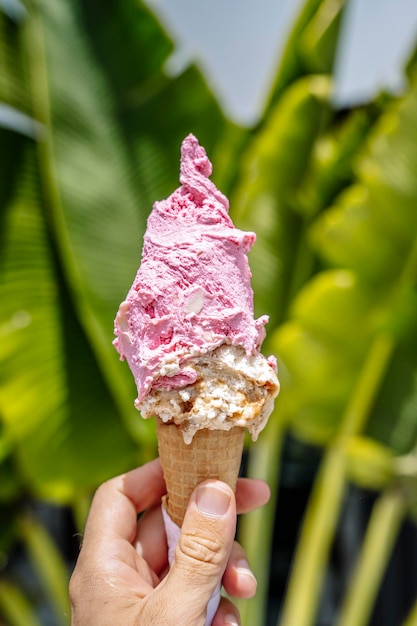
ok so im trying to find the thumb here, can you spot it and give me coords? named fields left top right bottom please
left=159, top=481, right=236, bottom=623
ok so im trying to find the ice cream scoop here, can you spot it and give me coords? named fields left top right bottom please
left=114, top=133, right=278, bottom=444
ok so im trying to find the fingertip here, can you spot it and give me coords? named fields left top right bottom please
left=223, top=561, right=257, bottom=599
left=234, top=560, right=257, bottom=598
left=235, top=478, right=271, bottom=513
left=262, top=479, right=271, bottom=501
left=212, top=596, right=241, bottom=626
left=222, top=542, right=257, bottom=599
left=252, top=479, right=271, bottom=506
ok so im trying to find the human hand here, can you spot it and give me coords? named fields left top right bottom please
left=69, top=458, right=270, bottom=625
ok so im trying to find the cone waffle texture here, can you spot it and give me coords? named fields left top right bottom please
left=156, top=417, right=245, bottom=526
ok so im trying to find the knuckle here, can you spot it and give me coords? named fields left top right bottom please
left=93, top=476, right=119, bottom=500
left=68, top=565, right=87, bottom=601
left=179, top=529, right=223, bottom=567
left=93, top=481, right=111, bottom=499
left=68, top=571, right=78, bottom=603
left=69, top=569, right=84, bottom=612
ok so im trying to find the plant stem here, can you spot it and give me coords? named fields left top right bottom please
left=336, top=488, right=406, bottom=626
left=402, top=598, right=417, bottom=626
left=278, top=442, right=347, bottom=626
left=19, top=514, right=70, bottom=625
left=0, top=580, right=42, bottom=626
left=339, top=333, right=395, bottom=438
left=237, top=416, right=285, bottom=626
left=277, top=332, right=395, bottom=626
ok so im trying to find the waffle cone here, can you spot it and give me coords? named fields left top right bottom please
left=156, top=417, right=245, bottom=526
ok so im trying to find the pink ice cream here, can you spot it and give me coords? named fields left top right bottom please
left=114, top=134, right=276, bottom=409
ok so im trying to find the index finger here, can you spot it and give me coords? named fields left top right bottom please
left=83, top=458, right=166, bottom=545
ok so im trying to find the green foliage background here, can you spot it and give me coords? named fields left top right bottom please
left=2, top=0, right=417, bottom=624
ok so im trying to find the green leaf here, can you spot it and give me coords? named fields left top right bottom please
left=232, top=75, right=331, bottom=329
left=125, top=63, right=231, bottom=206
left=306, top=70, right=417, bottom=454
left=405, top=42, right=417, bottom=79
left=358, top=89, right=417, bottom=249
left=22, top=0, right=231, bottom=444
left=298, top=106, right=381, bottom=217
left=266, top=0, right=329, bottom=106
left=366, top=343, right=417, bottom=454
left=0, top=9, right=29, bottom=111
left=345, top=436, right=394, bottom=490
left=78, top=0, right=232, bottom=207
left=22, top=0, right=157, bottom=440
left=311, top=184, right=407, bottom=284
left=0, top=11, right=33, bottom=209
left=0, top=151, right=137, bottom=502
left=0, top=0, right=239, bottom=502
left=269, top=62, right=417, bottom=626
left=299, top=0, right=345, bottom=74
left=290, top=269, right=376, bottom=350
left=80, top=0, right=173, bottom=93
left=272, top=319, right=357, bottom=443
left=268, top=266, right=389, bottom=445
left=0, top=127, right=27, bottom=211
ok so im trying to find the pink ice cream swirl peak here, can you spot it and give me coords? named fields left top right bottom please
left=113, top=133, right=271, bottom=407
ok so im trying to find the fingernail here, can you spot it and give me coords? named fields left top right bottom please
left=235, top=558, right=257, bottom=583
left=196, top=482, right=231, bottom=517
left=224, top=615, right=239, bottom=626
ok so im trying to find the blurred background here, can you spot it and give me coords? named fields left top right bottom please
left=2, top=0, right=417, bottom=624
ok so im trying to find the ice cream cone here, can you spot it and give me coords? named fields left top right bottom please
left=113, top=135, right=279, bottom=626
left=156, top=417, right=245, bottom=526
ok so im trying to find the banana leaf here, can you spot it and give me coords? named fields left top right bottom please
left=1, top=0, right=240, bottom=498
left=0, top=150, right=138, bottom=501
left=265, top=0, right=345, bottom=111
left=232, top=75, right=331, bottom=330
left=276, top=44, right=417, bottom=626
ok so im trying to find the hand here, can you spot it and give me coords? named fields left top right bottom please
left=69, top=458, right=270, bottom=625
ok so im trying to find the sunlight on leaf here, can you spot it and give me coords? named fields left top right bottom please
left=0, top=153, right=137, bottom=501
